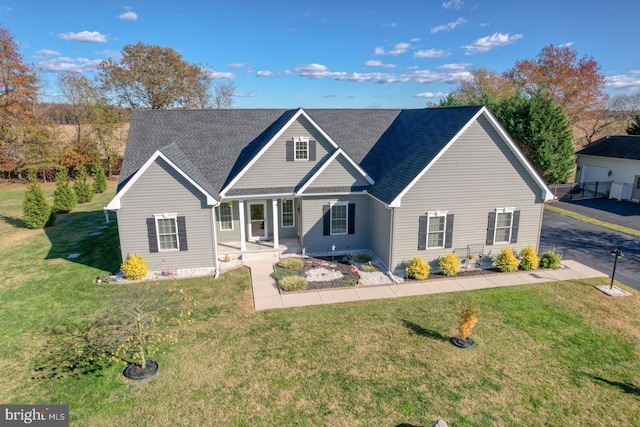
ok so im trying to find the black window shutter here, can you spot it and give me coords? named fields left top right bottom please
left=418, top=216, right=428, bottom=250
left=286, top=140, right=294, bottom=161
left=177, top=216, right=188, bottom=251
left=444, top=214, right=454, bottom=248
left=348, top=203, right=355, bottom=234
left=309, top=141, right=316, bottom=161
left=147, top=218, right=158, bottom=253
left=486, top=211, right=496, bottom=245
left=510, top=210, right=520, bottom=243
left=323, top=205, right=330, bottom=236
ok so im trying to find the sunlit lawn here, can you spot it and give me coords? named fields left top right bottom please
left=1, top=181, right=639, bottom=426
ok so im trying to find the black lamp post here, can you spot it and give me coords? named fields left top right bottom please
left=610, top=249, right=623, bottom=290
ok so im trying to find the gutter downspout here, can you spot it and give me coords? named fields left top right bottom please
left=211, top=204, right=220, bottom=279
left=388, top=206, right=395, bottom=279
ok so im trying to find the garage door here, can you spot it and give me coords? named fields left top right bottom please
left=582, top=164, right=609, bottom=183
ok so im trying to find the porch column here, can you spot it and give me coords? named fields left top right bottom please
left=272, top=198, right=279, bottom=249
left=238, top=200, right=246, bottom=251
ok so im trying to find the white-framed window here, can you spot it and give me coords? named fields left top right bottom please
left=331, top=202, right=348, bottom=235
left=154, top=214, right=179, bottom=251
left=219, top=203, right=233, bottom=231
left=427, top=211, right=447, bottom=248
left=294, top=136, right=308, bottom=160
left=281, top=199, right=294, bottom=228
left=494, top=208, right=514, bottom=244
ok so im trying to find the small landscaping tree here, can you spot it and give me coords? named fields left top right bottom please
left=73, top=166, right=94, bottom=203
left=91, top=162, right=107, bottom=194
left=519, top=244, right=539, bottom=271
left=540, top=250, right=562, bottom=269
left=23, top=177, right=53, bottom=229
left=438, top=253, right=461, bottom=277
left=406, top=256, right=430, bottom=280
left=53, top=169, right=77, bottom=213
left=457, top=303, right=480, bottom=342
left=120, top=253, right=148, bottom=280
left=495, top=248, right=519, bottom=272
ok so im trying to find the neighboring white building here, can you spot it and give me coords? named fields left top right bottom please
left=576, top=135, right=640, bottom=202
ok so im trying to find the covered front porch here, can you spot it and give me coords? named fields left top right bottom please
left=217, top=238, right=302, bottom=261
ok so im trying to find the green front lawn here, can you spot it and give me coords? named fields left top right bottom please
left=1, top=182, right=640, bottom=426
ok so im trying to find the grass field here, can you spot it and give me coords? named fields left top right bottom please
left=1, top=182, right=640, bottom=426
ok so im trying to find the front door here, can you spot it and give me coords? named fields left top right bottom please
left=633, top=175, right=640, bottom=201
left=248, top=202, right=267, bottom=240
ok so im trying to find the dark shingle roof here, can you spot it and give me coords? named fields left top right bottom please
left=119, top=106, right=484, bottom=204
left=576, top=135, right=640, bottom=160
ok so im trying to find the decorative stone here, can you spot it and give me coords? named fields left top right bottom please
left=432, top=418, right=448, bottom=427
left=67, top=253, right=81, bottom=259
left=88, top=231, right=102, bottom=236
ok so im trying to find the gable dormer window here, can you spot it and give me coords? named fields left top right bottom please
left=286, top=137, right=316, bottom=161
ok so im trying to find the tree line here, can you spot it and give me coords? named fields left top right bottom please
left=0, top=24, right=235, bottom=182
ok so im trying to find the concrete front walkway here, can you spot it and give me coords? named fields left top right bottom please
left=244, top=260, right=608, bottom=311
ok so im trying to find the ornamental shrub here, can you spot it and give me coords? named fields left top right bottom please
left=406, top=256, right=430, bottom=280
left=278, top=258, right=303, bottom=271
left=540, top=250, right=562, bottom=269
left=353, top=253, right=372, bottom=263
left=495, top=248, right=519, bottom=272
left=23, top=178, right=53, bottom=229
left=53, top=169, right=77, bottom=213
left=91, top=162, right=107, bottom=194
left=278, top=275, right=307, bottom=291
left=438, top=253, right=461, bottom=277
left=73, top=167, right=94, bottom=203
left=519, top=244, right=539, bottom=271
left=457, top=303, right=480, bottom=340
left=121, top=254, right=148, bottom=280
left=359, top=264, right=380, bottom=272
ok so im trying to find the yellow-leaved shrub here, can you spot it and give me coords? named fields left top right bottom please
left=495, top=248, right=519, bottom=272
left=121, top=254, right=148, bottom=280
left=519, top=244, right=539, bottom=271
left=406, top=256, right=430, bottom=280
left=438, top=253, right=461, bottom=277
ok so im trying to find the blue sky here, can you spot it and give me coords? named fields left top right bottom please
left=3, top=0, right=640, bottom=108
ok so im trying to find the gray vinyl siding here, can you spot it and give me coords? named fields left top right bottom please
left=369, top=197, right=392, bottom=269
left=301, top=194, right=370, bottom=254
left=278, top=199, right=298, bottom=239
left=391, top=116, right=545, bottom=273
left=117, top=158, right=215, bottom=271
left=216, top=202, right=241, bottom=243
left=307, top=155, right=370, bottom=189
left=231, top=116, right=335, bottom=190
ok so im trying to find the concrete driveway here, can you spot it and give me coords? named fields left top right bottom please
left=540, top=210, right=640, bottom=290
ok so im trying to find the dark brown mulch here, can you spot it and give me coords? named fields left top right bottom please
left=425, top=267, right=502, bottom=281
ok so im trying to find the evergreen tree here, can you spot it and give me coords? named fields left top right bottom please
left=53, top=169, right=77, bottom=213
left=91, top=162, right=107, bottom=194
left=73, top=166, right=94, bottom=203
left=496, top=91, right=574, bottom=184
left=23, top=177, right=53, bottom=228
left=626, top=115, right=640, bottom=135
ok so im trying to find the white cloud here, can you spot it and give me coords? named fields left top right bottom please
left=35, top=49, right=60, bottom=57
left=374, top=42, right=411, bottom=56
left=37, top=56, right=102, bottom=73
left=414, top=92, right=447, bottom=98
left=438, top=63, right=472, bottom=70
left=431, top=17, right=467, bottom=34
left=559, top=41, right=574, bottom=48
left=256, top=69, right=291, bottom=77
left=463, top=32, right=523, bottom=55
left=442, top=0, right=464, bottom=9
left=95, top=49, right=122, bottom=60
left=58, top=31, right=107, bottom=43
left=365, top=60, right=396, bottom=69
left=383, top=22, right=398, bottom=28
left=228, top=63, right=247, bottom=69
left=605, top=72, right=640, bottom=91
left=118, top=11, right=138, bottom=21
left=234, top=91, right=256, bottom=97
left=414, top=49, right=450, bottom=58
left=295, top=63, right=470, bottom=85
left=203, top=68, right=235, bottom=80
